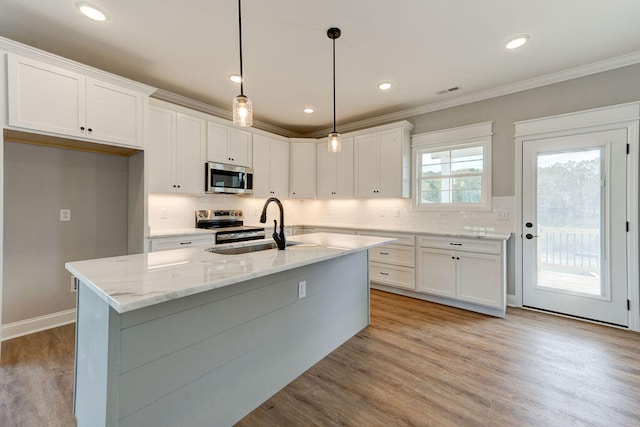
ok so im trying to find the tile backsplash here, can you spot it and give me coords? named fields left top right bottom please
left=149, top=194, right=516, bottom=234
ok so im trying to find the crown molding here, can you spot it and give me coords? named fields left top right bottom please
left=301, top=50, right=640, bottom=138
left=151, top=89, right=301, bottom=138
left=0, top=36, right=156, bottom=95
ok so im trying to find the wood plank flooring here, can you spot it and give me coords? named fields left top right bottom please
left=2, top=290, right=640, bottom=426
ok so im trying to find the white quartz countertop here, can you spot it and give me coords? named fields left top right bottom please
left=66, top=233, right=394, bottom=314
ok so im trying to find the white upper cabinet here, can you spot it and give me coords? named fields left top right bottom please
left=206, top=122, right=252, bottom=167
left=252, top=134, right=289, bottom=199
left=317, top=137, right=354, bottom=199
left=290, top=140, right=316, bottom=199
left=85, top=78, right=143, bottom=147
left=147, top=106, right=175, bottom=193
left=147, top=104, right=205, bottom=194
left=7, top=54, right=144, bottom=148
left=175, top=113, right=206, bottom=194
left=353, top=122, right=412, bottom=198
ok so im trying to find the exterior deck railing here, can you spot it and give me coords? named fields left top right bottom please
left=538, top=227, right=600, bottom=272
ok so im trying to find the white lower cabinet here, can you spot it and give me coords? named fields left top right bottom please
left=358, top=231, right=416, bottom=290
left=416, top=236, right=506, bottom=313
left=416, top=248, right=456, bottom=297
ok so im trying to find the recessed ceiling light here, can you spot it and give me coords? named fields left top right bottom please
left=303, top=107, right=315, bottom=114
left=378, top=82, right=392, bottom=90
left=505, top=35, right=529, bottom=50
left=76, top=2, right=108, bottom=22
left=228, top=74, right=242, bottom=83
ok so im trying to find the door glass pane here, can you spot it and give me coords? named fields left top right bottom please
left=536, top=148, right=603, bottom=296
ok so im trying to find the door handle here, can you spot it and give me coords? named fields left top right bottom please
left=525, top=233, right=538, bottom=239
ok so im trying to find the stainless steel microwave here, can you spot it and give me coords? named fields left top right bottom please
left=205, top=162, right=254, bottom=195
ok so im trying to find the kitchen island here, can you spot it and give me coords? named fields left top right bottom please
left=65, top=232, right=394, bottom=427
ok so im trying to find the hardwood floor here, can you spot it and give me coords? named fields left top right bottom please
left=2, top=290, right=640, bottom=426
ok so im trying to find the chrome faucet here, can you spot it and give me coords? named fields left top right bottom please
left=259, top=197, right=286, bottom=250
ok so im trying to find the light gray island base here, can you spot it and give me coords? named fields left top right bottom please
left=74, top=250, right=369, bottom=426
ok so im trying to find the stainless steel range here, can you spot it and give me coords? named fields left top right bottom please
left=195, top=210, right=265, bottom=244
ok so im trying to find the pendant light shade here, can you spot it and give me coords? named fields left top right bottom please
left=233, top=94, right=252, bottom=127
left=327, top=27, right=341, bottom=153
left=233, top=0, right=252, bottom=127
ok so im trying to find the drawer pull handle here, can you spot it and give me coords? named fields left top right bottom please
left=449, top=243, right=463, bottom=246
left=379, top=272, right=389, bottom=276
left=180, top=241, right=192, bottom=245
left=379, top=252, right=389, bottom=255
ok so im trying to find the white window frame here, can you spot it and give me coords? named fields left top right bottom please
left=412, top=122, right=493, bottom=211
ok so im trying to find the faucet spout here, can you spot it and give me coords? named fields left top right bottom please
left=259, top=197, right=286, bottom=250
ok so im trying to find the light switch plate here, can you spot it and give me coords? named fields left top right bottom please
left=496, top=210, right=509, bottom=221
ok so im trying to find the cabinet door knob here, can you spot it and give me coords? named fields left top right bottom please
left=173, top=185, right=176, bottom=188
left=80, top=126, right=85, bottom=131
left=88, top=128, right=93, bottom=132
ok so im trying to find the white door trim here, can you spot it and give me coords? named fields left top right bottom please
left=514, top=102, right=640, bottom=331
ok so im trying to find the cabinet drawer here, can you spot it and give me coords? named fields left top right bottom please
left=358, top=231, right=414, bottom=246
left=369, top=244, right=415, bottom=267
left=418, top=235, right=501, bottom=254
left=150, top=235, right=214, bottom=252
left=370, top=262, right=415, bottom=290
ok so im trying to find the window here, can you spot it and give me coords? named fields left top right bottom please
left=412, top=122, right=492, bottom=211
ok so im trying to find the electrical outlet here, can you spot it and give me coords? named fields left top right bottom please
left=160, top=208, right=169, bottom=220
left=70, top=275, right=77, bottom=293
left=439, top=212, right=448, bottom=219
left=298, top=280, right=307, bottom=299
left=60, top=209, right=71, bottom=221
left=392, top=208, right=400, bottom=217
left=496, top=210, right=509, bottom=221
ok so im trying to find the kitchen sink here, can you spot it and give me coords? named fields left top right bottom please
left=205, top=240, right=301, bottom=255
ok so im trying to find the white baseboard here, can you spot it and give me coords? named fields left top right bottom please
left=1, top=308, right=76, bottom=341
left=507, top=294, right=517, bottom=307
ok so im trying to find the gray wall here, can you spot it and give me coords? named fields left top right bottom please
left=3, top=142, right=129, bottom=324
left=404, top=63, right=640, bottom=296
left=407, top=63, right=640, bottom=197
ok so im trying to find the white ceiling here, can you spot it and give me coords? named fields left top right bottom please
left=1, top=0, right=640, bottom=136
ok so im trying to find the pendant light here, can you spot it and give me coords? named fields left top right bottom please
left=232, top=0, right=252, bottom=127
left=327, top=27, right=341, bottom=153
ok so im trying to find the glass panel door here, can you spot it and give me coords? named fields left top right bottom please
left=522, top=129, right=628, bottom=326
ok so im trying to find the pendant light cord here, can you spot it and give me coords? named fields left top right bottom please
left=238, top=0, right=244, bottom=97
left=332, top=36, right=336, bottom=133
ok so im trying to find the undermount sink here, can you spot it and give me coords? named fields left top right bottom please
left=205, top=240, right=301, bottom=255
